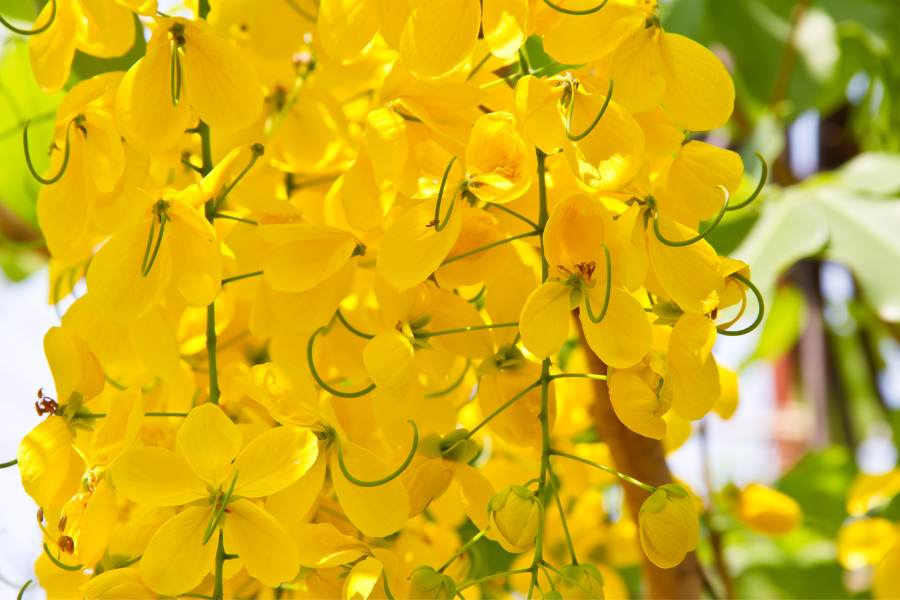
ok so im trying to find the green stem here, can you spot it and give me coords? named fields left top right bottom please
left=222, top=270, right=263, bottom=285
left=417, top=322, right=518, bottom=339
left=336, top=309, right=375, bottom=339
left=441, top=231, right=539, bottom=266
left=334, top=421, right=418, bottom=487
left=42, top=543, right=82, bottom=572
left=549, top=450, right=656, bottom=494
left=16, top=579, right=31, bottom=600
left=0, top=458, right=17, bottom=469
left=437, top=528, right=488, bottom=572
left=456, top=567, right=534, bottom=593
left=213, top=530, right=225, bottom=600
left=485, top=203, right=541, bottom=232
left=197, top=119, right=220, bottom=406
left=466, top=380, right=542, bottom=438
left=72, top=411, right=189, bottom=419
left=548, top=463, right=578, bottom=565
left=214, top=212, right=258, bottom=225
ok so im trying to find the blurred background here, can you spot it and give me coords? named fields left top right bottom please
left=2, top=0, right=900, bottom=598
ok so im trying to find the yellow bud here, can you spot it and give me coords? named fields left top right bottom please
left=556, top=563, right=605, bottom=599
left=488, top=485, right=543, bottom=553
left=408, top=566, right=456, bottom=599
left=837, top=518, right=897, bottom=570
left=737, top=483, right=802, bottom=535
left=638, top=484, right=699, bottom=569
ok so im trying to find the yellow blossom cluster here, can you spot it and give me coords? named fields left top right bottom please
left=3, top=0, right=773, bottom=598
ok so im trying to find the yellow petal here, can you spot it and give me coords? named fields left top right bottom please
left=542, top=3, right=642, bottom=64
left=465, top=112, right=535, bottom=205
left=519, top=281, right=572, bottom=359
left=667, top=314, right=720, bottom=420
left=176, top=403, right=241, bottom=488
left=44, top=326, right=104, bottom=404
left=181, top=19, right=263, bottom=130
left=344, top=556, right=382, bottom=600
left=330, top=446, right=410, bottom=537
left=81, top=567, right=153, bottom=599
left=838, top=518, right=897, bottom=570
left=266, top=452, right=327, bottom=527
left=83, top=108, right=126, bottom=194
left=115, top=31, right=192, bottom=151
left=224, top=499, right=299, bottom=586
left=111, top=447, right=208, bottom=506
left=37, top=140, right=93, bottom=261
left=453, top=463, right=496, bottom=531
left=363, top=330, right=416, bottom=395
left=17, top=416, right=82, bottom=507
left=260, top=224, right=357, bottom=293
left=400, top=0, right=481, bottom=79
left=28, top=0, right=77, bottom=91
left=656, top=141, right=743, bottom=225
left=482, top=0, right=529, bottom=60
left=478, top=364, right=552, bottom=448
left=513, top=75, right=567, bottom=154
left=234, top=427, right=318, bottom=498
left=738, top=483, right=802, bottom=535
left=608, top=370, right=667, bottom=440
left=89, top=389, right=143, bottom=466
left=292, top=521, right=367, bottom=568
left=658, top=32, right=735, bottom=132
left=76, top=0, right=135, bottom=58
left=317, top=0, right=379, bottom=62
left=647, top=225, right=723, bottom=315
left=86, top=220, right=173, bottom=324
left=365, top=107, right=409, bottom=184
left=377, top=200, right=462, bottom=290
left=140, top=507, right=215, bottom=597
left=580, top=287, right=651, bottom=369
left=246, top=362, right=322, bottom=427
left=167, top=201, right=223, bottom=307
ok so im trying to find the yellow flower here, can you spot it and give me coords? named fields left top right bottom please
left=875, top=542, right=900, bottom=600
left=664, top=313, right=720, bottom=420
left=43, top=326, right=104, bottom=405
left=638, top=483, right=699, bottom=569
left=116, top=17, right=263, bottom=151
left=837, top=518, right=897, bottom=570
left=608, top=367, right=669, bottom=440
left=465, top=112, right=535, bottom=204
left=737, top=483, right=802, bottom=535
left=488, top=484, right=543, bottom=553
left=111, top=404, right=317, bottom=595
left=399, top=0, right=481, bottom=79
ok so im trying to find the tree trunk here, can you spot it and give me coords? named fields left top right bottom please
left=578, top=324, right=703, bottom=599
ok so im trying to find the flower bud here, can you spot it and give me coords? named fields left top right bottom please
left=555, top=563, right=605, bottom=599
left=408, top=566, right=456, bottom=599
left=439, top=429, right=480, bottom=464
left=737, top=483, right=801, bottom=535
left=638, top=484, right=699, bottom=568
left=488, top=485, right=542, bottom=553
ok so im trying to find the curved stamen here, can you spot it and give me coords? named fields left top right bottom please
left=42, top=543, right=82, bottom=572
left=425, top=359, right=471, bottom=398
left=307, top=326, right=376, bottom=398
left=23, top=119, right=73, bottom=185
left=651, top=185, right=729, bottom=247
left=717, top=273, right=765, bottom=337
left=0, top=458, right=17, bottom=469
left=203, top=471, right=238, bottom=544
left=726, top=152, right=768, bottom=212
left=335, top=420, right=419, bottom=487
left=336, top=309, right=375, bottom=340
left=542, top=0, right=608, bottom=16
left=0, top=0, right=56, bottom=36
left=141, top=210, right=168, bottom=277
left=565, top=79, right=614, bottom=142
left=582, top=243, right=613, bottom=324
left=432, top=156, right=458, bottom=233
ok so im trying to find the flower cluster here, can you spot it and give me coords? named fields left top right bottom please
left=3, top=0, right=770, bottom=598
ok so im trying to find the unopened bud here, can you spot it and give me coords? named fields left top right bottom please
left=408, top=566, right=456, bottom=599
left=488, top=485, right=542, bottom=553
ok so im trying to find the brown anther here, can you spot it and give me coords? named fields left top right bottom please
left=575, top=261, right=596, bottom=281
left=35, top=389, right=59, bottom=416
left=58, top=535, right=75, bottom=554
left=36, top=507, right=44, bottom=524
left=58, top=515, right=67, bottom=532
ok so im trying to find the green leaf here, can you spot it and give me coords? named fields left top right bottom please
left=777, top=446, right=856, bottom=537
left=747, top=284, right=806, bottom=365
left=834, top=152, right=900, bottom=196
left=0, top=38, right=63, bottom=228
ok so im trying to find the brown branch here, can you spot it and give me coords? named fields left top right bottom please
left=577, top=320, right=702, bottom=599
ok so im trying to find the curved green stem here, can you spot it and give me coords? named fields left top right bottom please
left=542, top=0, right=608, bottom=15
left=213, top=143, right=265, bottom=212
left=214, top=212, right=258, bottom=225
left=170, top=42, right=183, bottom=106
left=42, top=543, right=83, bottom=572
left=549, top=449, right=656, bottom=493
left=565, top=79, right=614, bottom=142
left=582, top=243, right=612, bottom=323
left=221, top=270, right=263, bottom=285
left=307, top=326, right=376, bottom=398
left=425, top=360, right=471, bottom=398
left=466, top=379, right=542, bottom=438
left=457, top=567, right=534, bottom=593
left=442, top=231, right=539, bottom=266
left=432, top=157, right=458, bottom=232
left=16, top=579, right=31, bottom=600
left=485, top=203, right=542, bottom=231
left=335, top=421, right=418, bottom=487
left=0, top=458, right=17, bottom=469
left=726, top=152, right=767, bottom=212
left=141, top=213, right=168, bottom=277
left=438, top=528, right=488, bottom=572
left=336, top=309, right=375, bottom=340
left=717, top=273, right=765, bottom=337
left=212, top=530, right=225, bottom=600
left=651, top=185, right=729, bottom=247
left=548, top=463, right=578, bottom=565
left=23, top=119, right=72, bottom=185
left=0, top=0, right=55, bottom=35
left=417, top=321, right=518, bottom=339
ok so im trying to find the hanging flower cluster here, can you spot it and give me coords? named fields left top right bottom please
left=3, top=0, right=770, bottom=598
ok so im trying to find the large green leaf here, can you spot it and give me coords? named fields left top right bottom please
left=0, top=38, right=63, bottom=228
left=777, top=446, right=856, bottom=537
